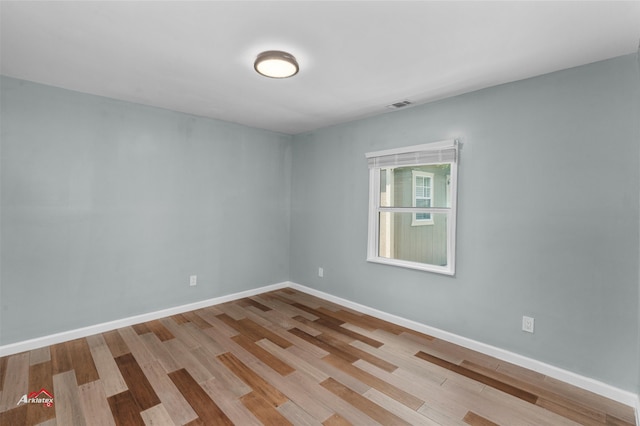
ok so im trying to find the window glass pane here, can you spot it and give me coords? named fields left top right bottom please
left=378, top=212, right=448, bottom=266
left=379, top=164, right=451, bottom=208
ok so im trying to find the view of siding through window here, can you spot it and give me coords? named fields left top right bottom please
left=379, top=164, right=451, bottom=266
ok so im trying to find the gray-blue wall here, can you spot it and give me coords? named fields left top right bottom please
left=0, top=77, right=292, bottom=345
left=289, top=54, right=640, bottom=391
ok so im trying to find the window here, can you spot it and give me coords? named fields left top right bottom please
left=366, top=140, right=458, bottom=275
left=412, top=171, right=434, bottom=226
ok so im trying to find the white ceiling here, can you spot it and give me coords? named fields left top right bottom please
left=1, top=1, right=639, bottom=135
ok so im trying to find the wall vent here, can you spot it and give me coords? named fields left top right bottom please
left=386, top=100, right=412, bottom=109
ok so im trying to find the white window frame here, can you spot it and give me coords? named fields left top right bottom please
left=411, top=171, right=434, bottom=226
left=366, top=140, right=458, bottom=275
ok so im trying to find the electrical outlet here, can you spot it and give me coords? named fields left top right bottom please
left=189, top=275, right=197, bottom=287
left=522, top=316, right=534, bottom=333
left=318, top=267, right=324, bottom=278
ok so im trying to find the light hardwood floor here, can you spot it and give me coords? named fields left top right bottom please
left=0, top=288, right=636, bottom=425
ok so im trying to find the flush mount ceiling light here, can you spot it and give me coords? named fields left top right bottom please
left=254, top=50, right=299, bottom=78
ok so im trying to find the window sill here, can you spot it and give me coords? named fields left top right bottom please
left=367, top=256, right=454, bottom=276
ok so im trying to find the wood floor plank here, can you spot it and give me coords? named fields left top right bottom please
left=117, top=327, right=156, bottom=367
left=323, top=354, right=424, bottom=410
left=430, top=338, right=499, bottom=370
left=242, top=306, right=283, bottom=328
left=140, top=403, right=175, bottom=426
left=139, top=360, right=198, bottom=425
left=29, top=346, right=51, bottom=365
left=132, top=323, right=152, bottom=336
left=200, top=377, right=262, bottom=426
left=316, top=318, right=385, bottom=349
left=293, top=308, right=385, bottom=349
left=26, top=360, right=55, bottom=425
left=0, top=355, right=7, bottom=392
left=257, top=339, right=329, bottom=383
left=77, top=380, right=116, bottom=426
left=53, top=370, right=87, bottom=426
left=283, top=371, right=351, bottom=422
left=355, top=358, right=459, bottom=412
left=290, top=372, right=379, bottom=425
left=162, top=339, right=213, bottom=384
left=363, top=387, right=440, bottom=426
left=234, top=335, right=337, bottom=420
left=232, top=334, right=295, bottom=376
left=238, top=297, right=273, bottom=312
left=190, top=347, right=252, bottom=397
left=216, top=302, right=249, bottom=320
left=463, top=410, right=500, bottom=426
left=472, top=385, right=579, bottom=426
left=170, top=313, right=190, bottom=324
left=86, top=334, right=128, bottom=397
left=277, top=400, right=324, bottom=426
left=291, top=322, right=396, bottom=372
left=461, top=358, right=610, bottom=423
left=259, top=293, right=320, bottom=320
left=200, top=378, right=262, bottom=426
left=319, top=308, right=377, bottom=332
left=0, top=351, right=29, bottom=412
left=67, top=338, right=100, bottom=386
left=416, top=350, right=538, bottom=404
left=194, top=309, right=240, bottom=337
left=536, top=397, right=605, bottom=426
left=266, top=325, right=328, bottom=357
left=350, top=338, right=448, bottom=386
left=291, top=303, right=346, bottom=328
left=241, top=391, right=293, bottom=425
left=254, top=306, right=323, bottom=336
left=180, top=311, right=214, bottom=329
left=144, top=320, right=175, bottom=342
left=159, top=318, right=200, bottom=350
left=138, top=333, right=181, bottom=373
left=168, top=368, right=234, bottom=426
left=286, top=345, right=370, bottom=394
left=107, top=390, right=145, bottom=426
left=606, top=414, right=637, bottom=426
left=320, top=377, right=410, bottom=426
left=0, top=405, right=27, bottom=425
left=322, top=413, right=352, bottom=426
left=288, top=328, right=359, bottom=363
left=217, top=352, right=288, bottom=407
left=102, top=330, right=130, bottom=358
left=211, top=324, right=337, bottom=424
left=180, top=322, right=225, bottom=356
left=50, top=343, right=73, bottom=375
left=542, top=376, right=636, bottom=424
left=222, top=314, right=294, bottom=349
left=114, top=353, right=161, bottom=410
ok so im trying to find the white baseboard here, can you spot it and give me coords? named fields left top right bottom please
left=0, top=281, right=289, bottom=357
left=2, top=279, right=637, bottom=410
left=288, top=282, right=639, bottom=408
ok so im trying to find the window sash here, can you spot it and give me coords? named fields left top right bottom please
left=412, top=171, right=433, bottom=224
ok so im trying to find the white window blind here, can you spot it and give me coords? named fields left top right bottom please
left=366, top=140, right=457, bottom=169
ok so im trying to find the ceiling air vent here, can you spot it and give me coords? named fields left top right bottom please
left=386, top=100, right=412, bottom=109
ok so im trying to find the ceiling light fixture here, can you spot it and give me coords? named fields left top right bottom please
left=254, top=50, right=299, bottom=79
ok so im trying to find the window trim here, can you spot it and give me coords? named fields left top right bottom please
left=411, top=170, right=434, bottom=226
left=366, top=140, right=458, bottom=275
